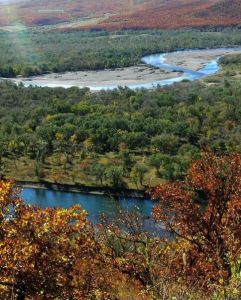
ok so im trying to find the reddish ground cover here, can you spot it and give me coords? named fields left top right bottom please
left=0, top=0, right=240, bottom=30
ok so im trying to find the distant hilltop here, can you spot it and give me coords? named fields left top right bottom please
left=0, top=0, right=240, bottom=30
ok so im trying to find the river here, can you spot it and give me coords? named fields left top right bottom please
left=22, top=188, right=152, bottom=217
left=4, top=47, right=241, bottom=90
left=21, top=188, right=166, bottom=234
left=18, top=48, right=238, bottom=231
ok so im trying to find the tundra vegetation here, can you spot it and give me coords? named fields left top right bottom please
left=0, top=0, right=240, bottom=30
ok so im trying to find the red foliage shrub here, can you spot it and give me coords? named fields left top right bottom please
left=149, top=152, right=241, bottom=289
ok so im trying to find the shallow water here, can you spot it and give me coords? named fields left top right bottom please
left=5, top=47, right=241, bottom=90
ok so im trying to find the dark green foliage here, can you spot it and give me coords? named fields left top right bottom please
left=0, top=76, right=241, bottom=183
left=1, top=28, right=241, bottom=77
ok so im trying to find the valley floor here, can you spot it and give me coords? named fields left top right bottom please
left=12, top=65, right=178, bottom=89
left=10, top=47, right=241, bottom=89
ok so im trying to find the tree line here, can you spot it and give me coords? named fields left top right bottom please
left=0, top=74, right=240, bottom=186
left=1, top=28, right=241, bottom=77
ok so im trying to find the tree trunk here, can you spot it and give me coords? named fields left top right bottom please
left=17, top=283, right=26, bottom=300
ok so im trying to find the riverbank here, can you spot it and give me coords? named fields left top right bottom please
left=17, top=180, right=147, bottom=199
left=5, top=47, right=241, bottom=90
left=163, top=47, right=241, bottom=71
left=10, top=65, right=179, bottom=89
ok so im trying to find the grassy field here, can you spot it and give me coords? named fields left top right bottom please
left=3, top=152, right=160, bottom=189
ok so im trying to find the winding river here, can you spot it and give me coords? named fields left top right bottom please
left=4, top=47, right=241, bottom=90
left=11, top=46, right=241, bottom=230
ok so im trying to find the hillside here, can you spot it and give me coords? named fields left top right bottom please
left=0, top=0, right=240, bottom=30
left=97, top=0, right=241, bottom=31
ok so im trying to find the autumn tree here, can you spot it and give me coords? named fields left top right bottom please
left=97, top=210, right=164, bottom=294
left=149, top=152, right=241, bottom=290
left=1, top=152, right=240, bottom=299
left=0, top=180, right=117, bottom=299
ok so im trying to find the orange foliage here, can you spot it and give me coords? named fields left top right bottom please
left=0, top=152, right=240, bottom=298
left=95, top=0, right=241, bottom=31
left=0, top=180, right=123, bottom=299
left=0, top=0, right=241, bottom=30
left=149, top=152, right=241, bottom=289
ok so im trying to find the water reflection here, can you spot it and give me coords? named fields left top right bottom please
left=22, top=188, right=153, bottom=221
left=21, top=188, right=170, bottom=235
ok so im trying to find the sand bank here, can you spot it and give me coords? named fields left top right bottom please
left=164, top=48, right=241, bottom=71
left=12, top=65, right=179, bottom=89
left=6, top=47, right=241, bottom=90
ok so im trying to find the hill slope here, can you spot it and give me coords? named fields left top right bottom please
left=0, top=0, right=240, bottom=30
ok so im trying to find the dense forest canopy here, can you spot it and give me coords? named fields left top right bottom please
left=1, top=28, right=241, bottom=77
left=0, top=51, right=241, bottom=187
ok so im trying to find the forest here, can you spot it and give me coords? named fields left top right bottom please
left=0, top=23, right=240, bottom=299
left=0, top=54, right=241, bottom=188
left=1, top=28, right=241, bottom=77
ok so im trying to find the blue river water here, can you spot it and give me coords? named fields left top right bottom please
left=139, top=52, right=219, bottom=89
left=5, top=47, right=241, bottom=90
left=22, top=188, right=153, bottom=219
left=21, top=188, right=166, bottom=234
